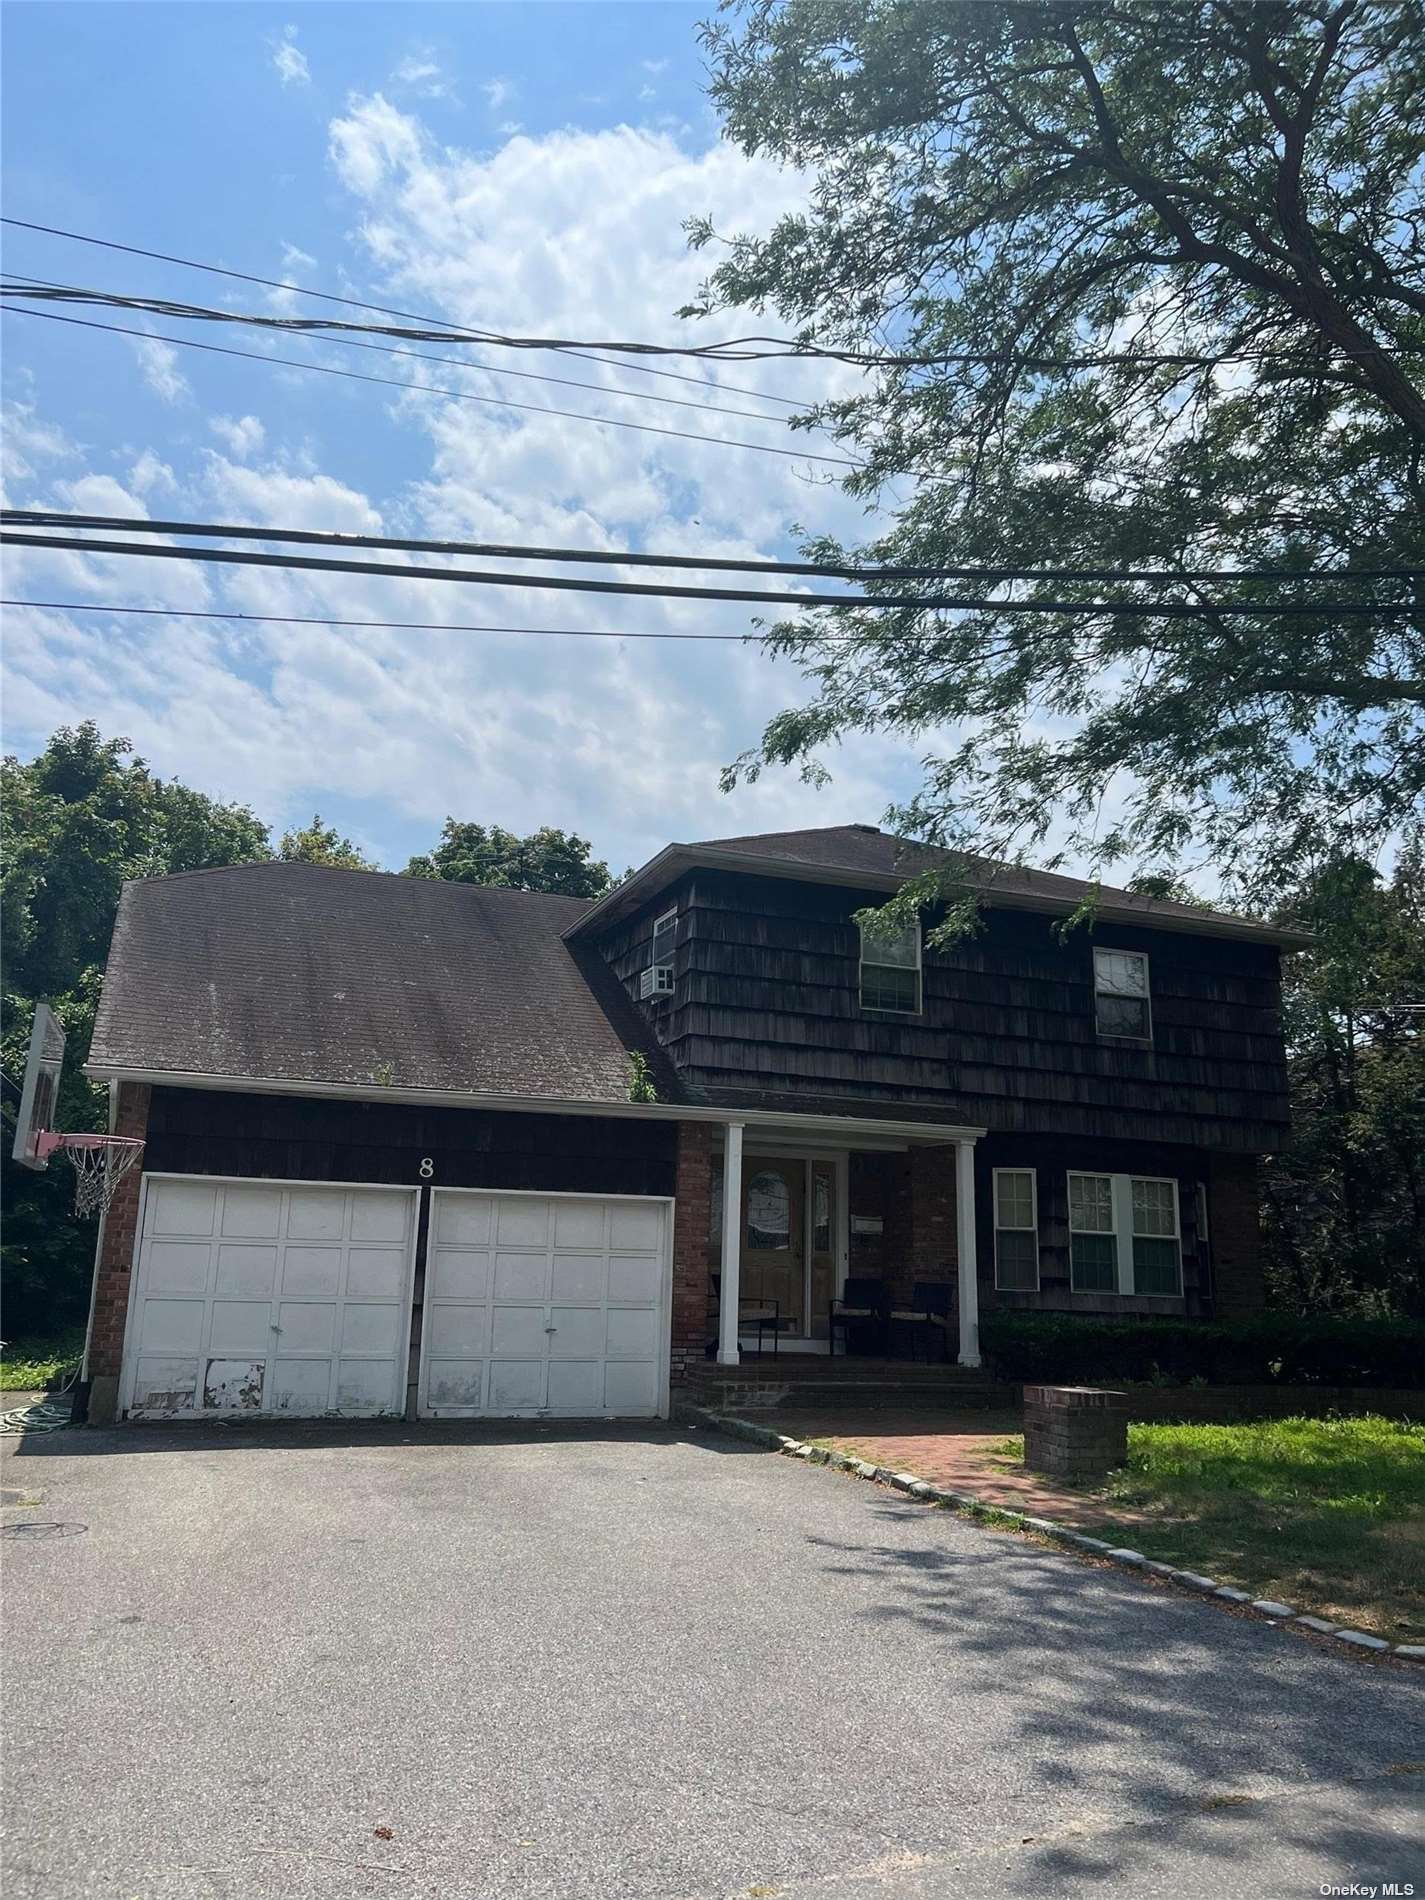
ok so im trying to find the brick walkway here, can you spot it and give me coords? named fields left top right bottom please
left=765, top=1406, right=1147, bottom=1529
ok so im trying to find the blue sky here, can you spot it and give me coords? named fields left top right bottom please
left=2, top=1, right=922, bottom=875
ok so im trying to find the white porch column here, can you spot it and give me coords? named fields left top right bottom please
left=955, top=1138, right=981, bottom=1368
left=718, top=1120, right=745, bottom=1365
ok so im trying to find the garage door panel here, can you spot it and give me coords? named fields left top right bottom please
left=494, top=1251, right=549, bottom=1301
left=220, top=1187, right=282, bottom=1239
left=215, top=1244, right=277, bottom=1298
left=487, top=1360, right=545, bottom=1410
left=429, top=1248, right=491, bottom=1302
left=426, top=1303, right=487, bottom=1356
left=345, top=1247, right=408, bottom=1298
left=281, top=1246, right=342, bottom=1297
left=341, top=1303, right=400, bottom=1355
left=125, top=1181, right=416, bottom=1420
left=139, top=1298, right=205, bottom=1354
left=608, top=1255, right=662, bottom=1304
left=143, top=1240, right=212, bottom=1296
left=277, top=1301, right=336, bottom=1353
left=149, top=1179, right=218, bottom=1238
left=420, top=1191, right=668, bottom=1420
left=286, top=1191, right=346, bottom=1241
left=209, top=1300, right=274, bottom=1355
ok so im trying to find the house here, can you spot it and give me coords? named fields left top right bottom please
left=80, top=825, right=1305, bottom=1425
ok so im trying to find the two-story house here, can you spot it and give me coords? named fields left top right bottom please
left=78, top=825, right=1304, bottom=1424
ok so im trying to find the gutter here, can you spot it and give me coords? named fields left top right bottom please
left=82, top=1063, right=987, bottom=1146
left=564, top=844, right=1314, bottom=950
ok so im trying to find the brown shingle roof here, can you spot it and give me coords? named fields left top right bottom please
left=88, top=862, right=676, bottom=1100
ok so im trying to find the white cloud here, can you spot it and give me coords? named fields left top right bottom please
left=641, top=59, right=669, bottom=75
left=481, top=77, right=513, bottom=112
left=638, top=85, right=657, bottom=102
left=271, top=25, right=310, bottom=88
left=394, top=52, right=453, bottom=101
left=208, top=415, right=267, bottom=460
left=128, top=450, right=176, bottom=495
left=129, top=334, right=190, bottom=404
left=1, top=400, right=79, bottom=491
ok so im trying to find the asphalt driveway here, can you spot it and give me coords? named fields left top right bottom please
left=3, top=1419, right=1422, bottom=1900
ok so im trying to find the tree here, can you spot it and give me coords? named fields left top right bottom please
left=690, top=0, right=1424, bottom=900
left=1263, top=840, right=1425, bottom=1315
left=1, top=725, right=270, bottom=1337
left=279, top=813, right=377, bottom=870
left=405, top=821, right=613, bottom=897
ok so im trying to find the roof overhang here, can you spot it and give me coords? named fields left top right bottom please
left=84, top=1063, right=986, bottom=1149
left=564, top=843, right=1314, bottom=949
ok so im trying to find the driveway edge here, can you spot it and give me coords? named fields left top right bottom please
left=679, top=1404, right=1425, bottom=1667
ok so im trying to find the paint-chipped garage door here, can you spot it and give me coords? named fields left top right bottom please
left=418, top=1189, right=671, bottom=1419
left=122, top=1177, right=418, bottom=1419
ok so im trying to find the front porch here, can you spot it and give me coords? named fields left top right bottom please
left=681, top=1354, right=1014, bottom=1415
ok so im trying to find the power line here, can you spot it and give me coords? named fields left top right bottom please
left=6, top=217, right=1421, bottom=370
left=2, top=273, right=815, bottom=431
left=2, top=305, right=865, bottom=471
left=7, top=510, right=1420, bottom=587
left=3, top=532, right=1412, bottom=616
left=0, top=216, right=806, bottom=408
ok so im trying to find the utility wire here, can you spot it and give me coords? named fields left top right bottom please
left=5, top=218, right=1420, bottom=370
left=7, top=510, right=1420, bottom=587
left=1, top=274, right=815, bottom=430
left=0, top=217, right=805, bottom=408
left=3, top=533, right=1411, bottom=615
left=1, top=306, right=866, bottom=472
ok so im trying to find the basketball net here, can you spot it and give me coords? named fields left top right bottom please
left=41, top=1134, right=146, bottom=1219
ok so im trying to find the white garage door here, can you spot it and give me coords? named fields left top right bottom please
left=122, top=1176, right=418, bottom=1420
left=419, top=1189, right=672, bottom=1419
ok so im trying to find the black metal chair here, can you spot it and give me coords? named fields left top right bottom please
left=707, top=1275, right=783, bottom=1358
left=828, top=1276, right=890, bottom=1356
left=889, top=1279, right=956, bottom=1362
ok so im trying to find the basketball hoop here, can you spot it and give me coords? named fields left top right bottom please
left=36, top=1132, right=146, bottom=1219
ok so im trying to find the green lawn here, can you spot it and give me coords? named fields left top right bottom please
left=0, top=1328, right=86, bottom=1392
left=997, top=1414, right=1425, bottom=1641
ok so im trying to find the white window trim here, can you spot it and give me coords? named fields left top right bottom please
left=651, top=906, right=678, bottom=971
left=1067, top=1170, right=1183, bottom=1297
left=858, top=917, right=923, bottom=1015
left=1093, top=947, right=1153, bottom=1042
left=992, top=1167, right=1039, bottom=1291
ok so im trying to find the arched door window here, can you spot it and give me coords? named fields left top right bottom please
left=746, top=1170, right=791, bottom=1250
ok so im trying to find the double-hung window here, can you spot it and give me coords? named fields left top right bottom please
left=642, top=907, right=677, bottom=998
left=993, top=1169, right=1039, bottom=1290
left=1069, top=1172, right=1183, bottom=1296
left=1094, top=948, right=1151, bottom=1040
left=859, top=913, right=921, bottom=1013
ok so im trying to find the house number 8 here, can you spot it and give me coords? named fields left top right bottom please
left=419, top=1157, right=435, bottom=1179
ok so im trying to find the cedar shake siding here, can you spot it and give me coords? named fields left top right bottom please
left=595, top=869, right=1290, bottom=1154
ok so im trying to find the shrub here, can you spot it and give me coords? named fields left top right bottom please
left=978, top=1311, right=1425, bottom=1389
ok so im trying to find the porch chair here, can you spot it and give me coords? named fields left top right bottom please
left=707, top=1275, right=784, bottom=1359
left=828, top=1276, right=890, bottom=1357
left=889, top=1279, right=955, bottom=1362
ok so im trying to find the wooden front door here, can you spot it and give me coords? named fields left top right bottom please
left=741, top=1158, right=804, bottom=1332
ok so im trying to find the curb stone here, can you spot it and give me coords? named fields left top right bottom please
left=679, top=1405, right=1423, bottom=1665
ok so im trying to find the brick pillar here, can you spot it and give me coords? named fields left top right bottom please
left=907, top=1145, right=958, bottom=1282
left=85, top=1080, right=151, bottom=1423
left=1023, top=1385, right=1128, bottom=1479
left=1209, top=1156, right=1266, bottom=1316
left=669, top=1121, right=714, bottom=1384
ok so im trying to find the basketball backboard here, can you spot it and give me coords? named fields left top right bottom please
left=12, top=1003, right=65, bottom=1168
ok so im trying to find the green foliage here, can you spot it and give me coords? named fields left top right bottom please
left=978, top=1310, right=1425, bottom=1388
left=626, top=1052, right=658, bottom=1103
left=0, top=1328, right=87, bottom=1391
left=693, top=0, right=1425, bottom=899
left=1264, top=841, right=1425, bottom=1316
left=1, top=723, right=271, bottom=1336
left=406, top=819, right=612, bottom=897
left=278, top=813, right=376, bottom=869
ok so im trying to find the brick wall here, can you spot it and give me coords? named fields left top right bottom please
left=86, top=1081, right=151, bottom=1383
left=669, top=1120, right=714, bottom=1381
left=1209, top=1153, right=1266, bottom=1316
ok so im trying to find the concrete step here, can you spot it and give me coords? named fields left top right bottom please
left=685, top=1375, right=1016, bottom=1413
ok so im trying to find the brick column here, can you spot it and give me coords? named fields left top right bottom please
left=669, top=1120, right=714, bottom=1385
left=1209, top=1156, right=1266, bottom=1316
left=85, top=1080, right=151, bottom=1424
left=1023, top=1385, right=1128, bottom=1479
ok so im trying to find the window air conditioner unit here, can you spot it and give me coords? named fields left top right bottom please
left=639, top=965, right=675, bottom=999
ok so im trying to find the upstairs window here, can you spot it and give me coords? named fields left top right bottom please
left=1069, top=1171, right=1183, bottom=1296
left=993, top=1169, right=1039, bottom=1291
left=859, top=914, right=921, bottom=1013
left=1094, top=948, right=1151, bottom=1040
